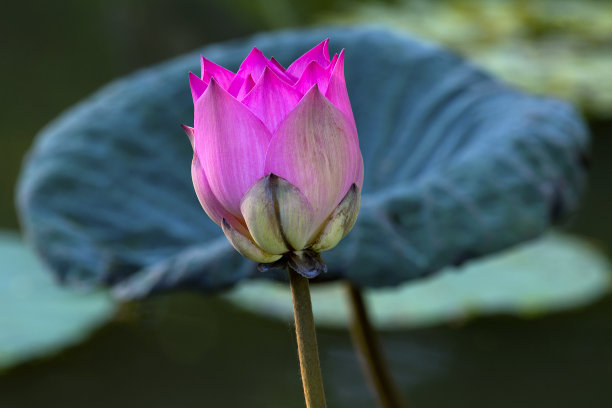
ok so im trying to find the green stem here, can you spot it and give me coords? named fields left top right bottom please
left=346, top=282, right=407, bottom=408
left=289, top=268, right=327, bottom=408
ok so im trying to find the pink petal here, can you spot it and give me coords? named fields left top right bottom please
left=242, top=67, right=303, bottom=133
left=194, top=78, right=272, bottom=216
left=264, top=85, right=362, bottom=226
left=324, top=50, right=362, bottom=187
left=235, top=47, right=270, bottom=84
left=191, top=153, right=248, bottom=235
left=286, top=39, right=330, bottom=78
left=328, top=53, right=338, bottom=71
left=268, top=57, right=296, bottom=84
left=236, top=74, right=255, bottom=101
left=325, top=50, right=356, bottom=130
left=181, top=124, right=195, bottom=149
left=200, top=56, right=235, bottom=89
left=293, top=60, right=331, bottom=95
left=189, top=72, right=208, bottom=104
left=235, top=48, right=295, bottom=85
left=269, top=57, right=287, bottom=72
left=226, top=75, right=245, bottom=97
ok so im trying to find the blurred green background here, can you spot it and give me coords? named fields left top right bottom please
left=1, top=0, right=612, bottom=407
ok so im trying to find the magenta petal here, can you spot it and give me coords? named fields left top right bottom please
left=264, top=85, right=362, bottom=226
left=269, top=57, right=287, bottom=72
left=235, top=47, right=270, bottom=83
left=189, top=72, right=208, bottom=104
left=191, top=153, right=247, bottom=235
left=286, top=39, right=330, bottom=78
left=237, top=74, right=255, bottom=100
left=181, top=124, right=195, bottom=149
left=200, top=56, right=235, bottom=89
left=328, top=53, right=338, bottom=71
left=267, top=57, right=296, bottom=84
left=194, top=78, right=272, bottom=216
left=325, top=49, right=361, bottom=189
left=242, top=67, right=303, bottom=133
left=226, top=75, right=245, bottom=97
left=269, top=57, right=297, bottom=84
left=325, top=50, right=356, bottom=130
left=293, top=60, right=331, bottom=95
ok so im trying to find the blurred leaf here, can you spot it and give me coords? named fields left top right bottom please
left=321, top=0, right=612, bottom=117
left=225, top=233, right=612, bottom=329
left=16, top=27, right=588, bottom=299
left=0, top=231, right=116, bottom=370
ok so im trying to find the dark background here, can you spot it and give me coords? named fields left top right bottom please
left=1, top=1, right=611, bottom=407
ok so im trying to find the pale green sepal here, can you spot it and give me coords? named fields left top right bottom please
left=272, top=175, right=316, bottom=250
left=311, top=184, right=360, bottom=252
left=241, top=174, right=316, bottom=253
left=221, top=218, right=282, bottom=263
left=240, top=175, right=288, bottom=254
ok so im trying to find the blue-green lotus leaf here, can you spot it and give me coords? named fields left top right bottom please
left=16, top=27, right=589, bottom=299
left=0, top=231, right=115, bottom=369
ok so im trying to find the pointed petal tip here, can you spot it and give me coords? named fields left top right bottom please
left=242, top=67, right=303, bottom=132
left=303, top=82, right=325, bottom=99
left=287, top=39, right=333, bottom=77
left=248, top=46, right=266, bottom=59
left=200, top=56, right=235, bottom=88
left=322, top=38, right=330, bottom=56
left=237, top=74, right=256, bottom=100
left=294, top=60, right=331, bottom=94
left=260, top=64, right=273, bottom=78
left=269, top=57, right=286, bottom=69
left=202, top=75, right=222, bottom=96
left=189, top=72, right=208, bottom=104
left=181, top=124, right=194, bottom=146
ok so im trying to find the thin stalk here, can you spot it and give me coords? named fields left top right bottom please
left=346, top=282, right=406, bottom=408
left=289, top=268, right=327, bottom=408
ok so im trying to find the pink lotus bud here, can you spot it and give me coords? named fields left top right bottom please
left=183, top=39, right=364, bottom=277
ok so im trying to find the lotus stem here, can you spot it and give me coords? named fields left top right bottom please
left=289, top=268, right=327, bottom=408
left=346, top=282, right=406, bottom=408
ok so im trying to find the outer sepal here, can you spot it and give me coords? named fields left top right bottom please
left=221, top=218, right=282, bottom=264
left=240, top=174, right=315, bottom=254
left=311, top=184, right=361, bottom=252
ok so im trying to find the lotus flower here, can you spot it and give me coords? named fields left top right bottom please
left=183, top=39, right=364, bottom=278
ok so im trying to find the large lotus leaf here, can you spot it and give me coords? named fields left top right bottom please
left=16, top=27, right=589, bottom=299
left=0, top=231, right=115, bottom=369
left=224, top=233, right=612, bottom=329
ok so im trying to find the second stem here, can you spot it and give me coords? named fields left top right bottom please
left=347, top=282, right=406, bottom=408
